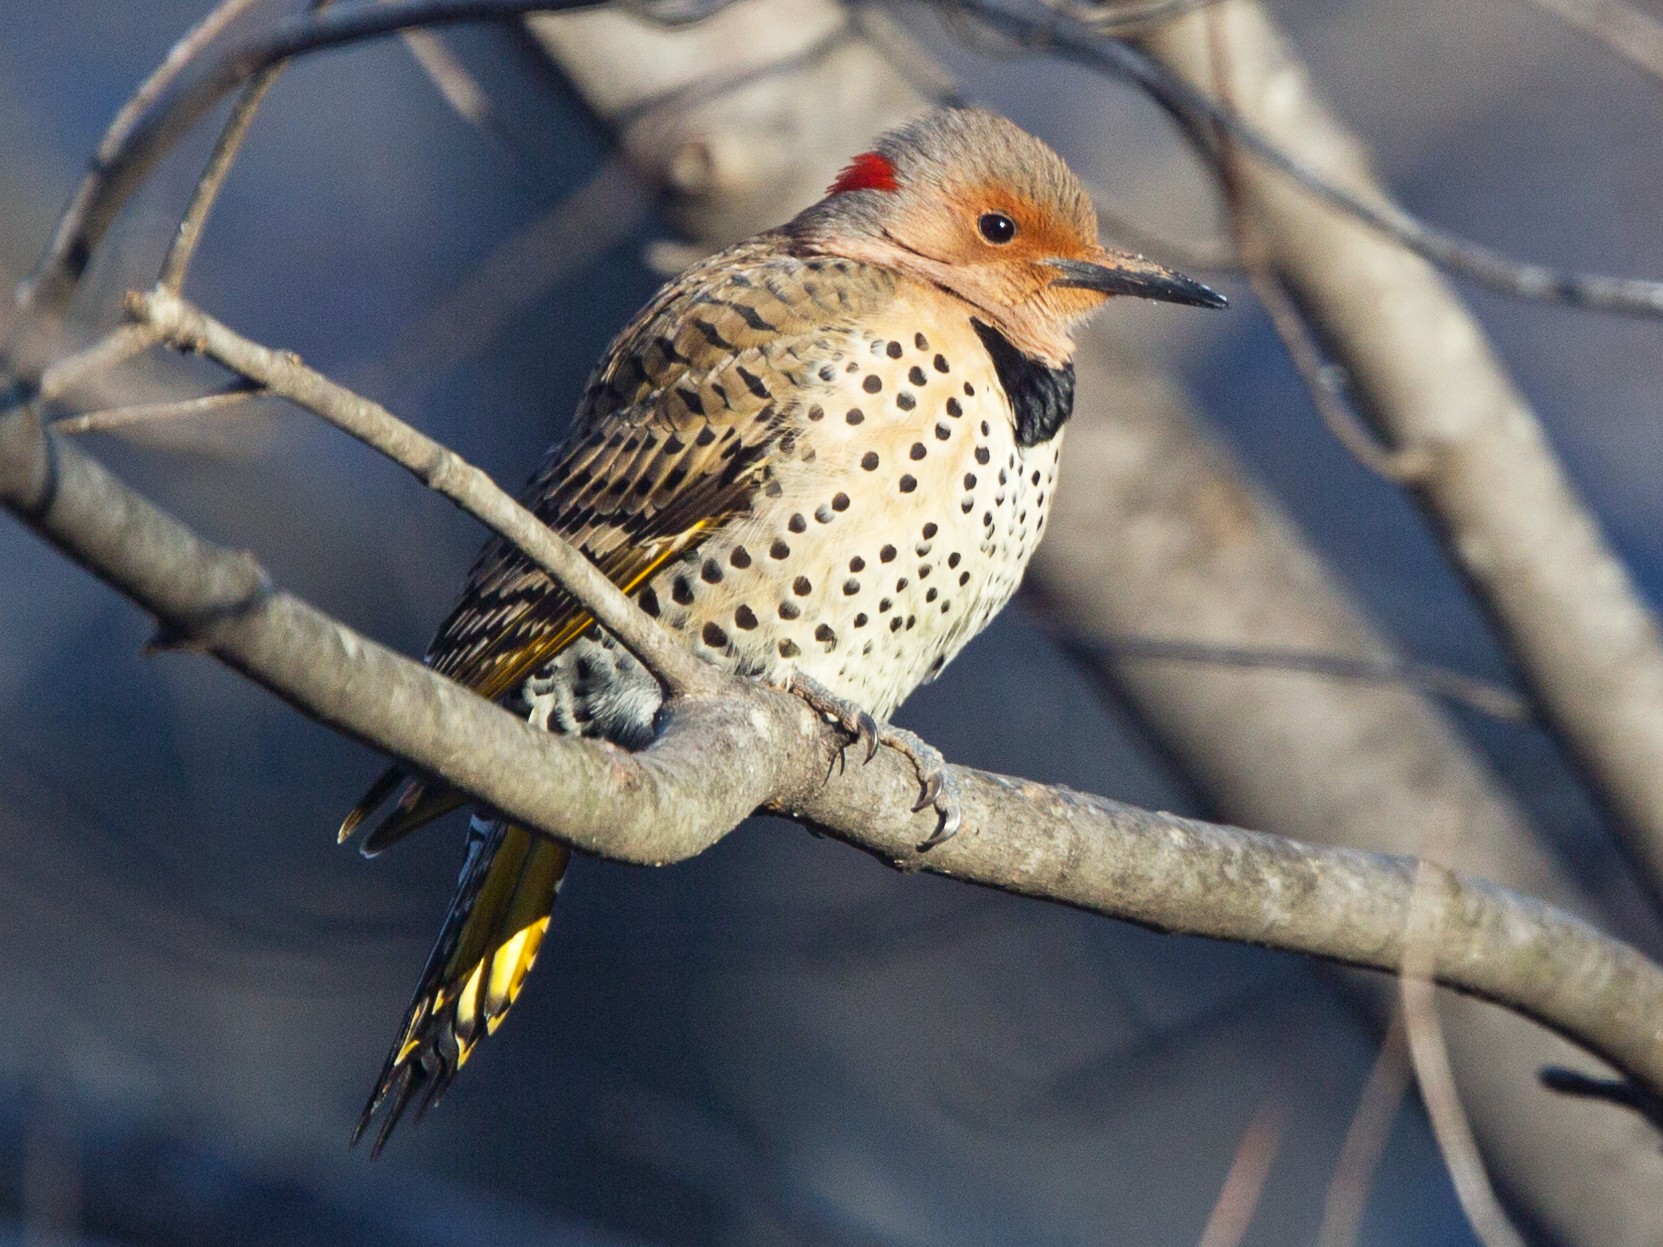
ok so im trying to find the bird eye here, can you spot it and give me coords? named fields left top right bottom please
left=977, top=212, right=1017, bottom=245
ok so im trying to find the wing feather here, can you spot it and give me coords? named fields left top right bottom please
left=341, top=240, right=897, bottom=844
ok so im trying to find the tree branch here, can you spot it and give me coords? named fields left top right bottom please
left=1141, top=1, right=1663, bottom=907
left=1523, top=0, right=1663, bottom=86
left=156, top=0, right=333, bottom=295
left=128, top=285, right=719, bottom=698
left=12, top=3, right=1663, bottom=1238
left=4, top=0, right=265, bottom=352
left=50, top=383, right=264, bottom=436
left=4, top=376, right=1663, bottom=1107
left=14, top=0, right=629, bottom=325
left=526, top=6, right=1663, bottom=1238
left=20, top=0, right=1663, bottom=346
left=949, top=0, right=1663, bottom=319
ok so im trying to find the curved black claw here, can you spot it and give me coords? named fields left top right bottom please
left=876, top=724, right=964, bottom=850
left=784, top=675, right=964, bottom=847
left=788, top=673, right=877, bottom=765
left=913, top=766, right=944, bottom=813
left=917, top=791, right=964, bottom=850
left=857, top=710, right=880, bottom=763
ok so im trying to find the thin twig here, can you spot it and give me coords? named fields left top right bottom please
left=7, top=328, right=1663, bottom=1102
left=384, top=0, right=548, bottom=171
left=51, top=383, right=265, bottom=436
left=1402, top=855, right=1530, bottom=1247
left=1194, top=1097, right=1283, bottom=1247
left=1072, top=636, right=1533, bottom=724
left=6, top=0, right=264, bottom=338
left=161, top=1, right=337, bottom=292
left=14, top=0, right=654, bottom=325
left=1201, top=13, right=1429, bottom=483
left=1316, top=1009, right=1411, bottom=1247
left=1523, top=0, right=1663, bottom=84
left=936, top=0, right=1663, bottom=319
left=1086, top=182, right=1240, bottom=273
left=1052, top=0, right=1224, bottom=35
left=1258, top=275, right=1429, bottom=481
left=377, top=159, right=648, bottom=385
left=399, top=27, right=492, bottom=126
left=129, top=285, right=718, bottom=698
left=1538, top=1066, right=1663, bottom=1133
left=35, top=325, right=158, bottom=404
left=157, top=70, right=283, bottom=292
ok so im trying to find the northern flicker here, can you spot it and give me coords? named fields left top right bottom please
left=340, top=107, right=1224, bottom=1152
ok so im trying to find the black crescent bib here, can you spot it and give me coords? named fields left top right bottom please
left=971, top=318, right=1075, bottom=447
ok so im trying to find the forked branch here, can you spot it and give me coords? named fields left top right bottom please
left=4, top=317, right=1663, bottom=1109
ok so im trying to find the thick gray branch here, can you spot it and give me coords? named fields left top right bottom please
left=522, top=3, right=1663, bottom=1239
left=1141, top=2, right=1663, bottom=900
left=4, top=388, right=1663, bottom=1108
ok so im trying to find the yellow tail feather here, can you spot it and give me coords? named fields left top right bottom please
left=353, top=822, right=570, bottom=1154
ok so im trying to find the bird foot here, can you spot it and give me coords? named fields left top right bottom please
left=786, top=674, right=963, bottom=848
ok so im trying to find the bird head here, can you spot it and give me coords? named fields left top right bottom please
left=789, top=108, right=1224, bottom=365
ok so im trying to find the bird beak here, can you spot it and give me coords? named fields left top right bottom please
left=1045, top=253, right=1227, bottom=309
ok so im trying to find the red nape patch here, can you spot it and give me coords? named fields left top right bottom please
left=828, top=151, right=899, bottom=195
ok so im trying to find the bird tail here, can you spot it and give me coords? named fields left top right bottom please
left=351, top=815, right=570, bottom=1155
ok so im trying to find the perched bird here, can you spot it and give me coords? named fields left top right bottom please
left=341, top=107, right=1224, bottom=1152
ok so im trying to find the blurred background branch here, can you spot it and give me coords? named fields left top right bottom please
left=529, top=1, right=1663, bottom=1241
left=7, top=351, right=1663, bottom=1110
left=3, top=1, right=1663, bottom=1244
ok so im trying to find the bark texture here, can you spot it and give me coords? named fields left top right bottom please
left=525, top=2, right=1663, bottom=1240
